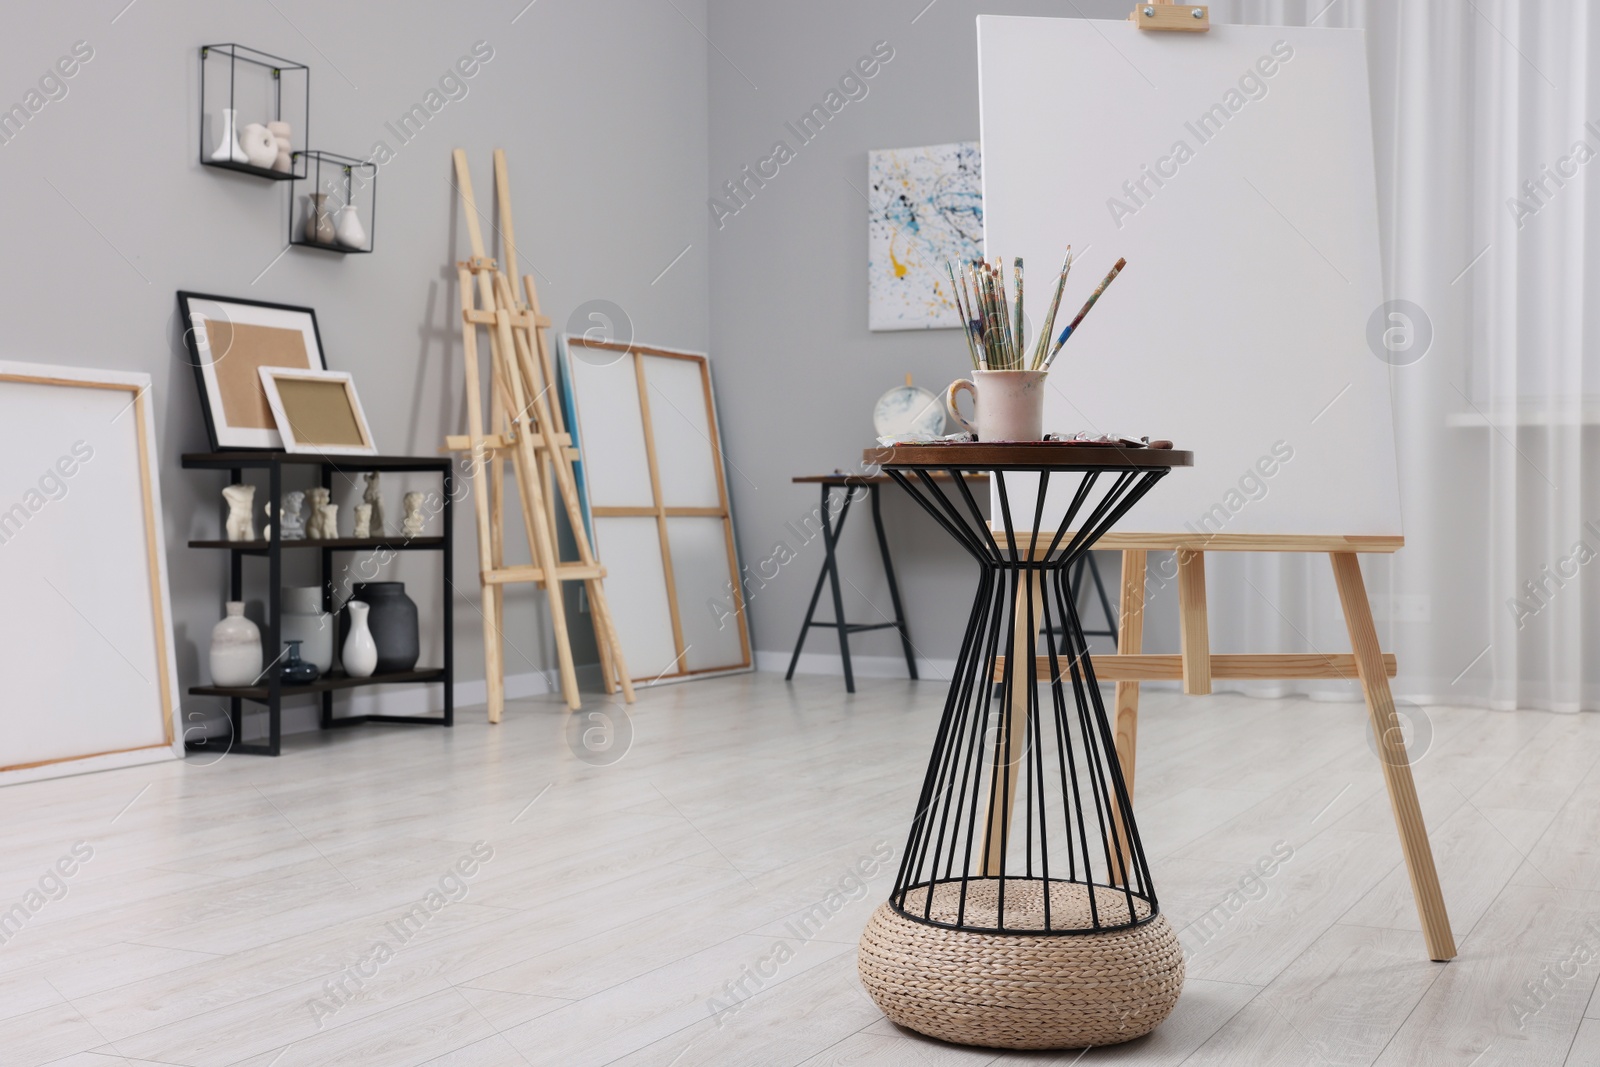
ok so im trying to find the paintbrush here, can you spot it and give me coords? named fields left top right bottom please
left=1042, top=257, right=1127, bottom=370
left=1031, top=248, right=1073, bottom=370
left=995, top=259, right=1018, bottom=368
left=1012, top=257, right=1025, bottom=367
left=947, top=262, right=981, bottom=370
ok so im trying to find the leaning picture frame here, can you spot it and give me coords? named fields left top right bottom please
left=258, top=366, right=378, bottom=456
left=177, top=291, right=328, bottom=451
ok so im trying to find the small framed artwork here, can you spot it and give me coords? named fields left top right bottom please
left=177, top=291, right=328, bottom=450
left=258, top=367, right=377, bottom=456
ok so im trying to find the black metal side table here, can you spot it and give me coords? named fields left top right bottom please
left=855, top=441, right=1193, bottom=1051
left=183, top=452, right=454, bottom=756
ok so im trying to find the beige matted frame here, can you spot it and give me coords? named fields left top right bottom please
left=259, top=366, right=378, bottom=456
left=0, top=361, right=182, bottom=783
left=565, top=337, right=751, bottom=682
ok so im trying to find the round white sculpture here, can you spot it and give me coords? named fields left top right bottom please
left=239, top=122, right=278, bottom=168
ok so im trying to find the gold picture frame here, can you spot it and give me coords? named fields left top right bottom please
left=258, top=367, right=378, bottom=456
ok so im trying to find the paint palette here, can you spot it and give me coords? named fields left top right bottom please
left=873, top=384, right=946, bottom=438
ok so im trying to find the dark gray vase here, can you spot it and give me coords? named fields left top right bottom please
left=343, top=582, right=419, bottom=673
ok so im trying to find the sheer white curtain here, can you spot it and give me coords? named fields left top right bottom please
left=1194, top=0, right=1599, bottom=712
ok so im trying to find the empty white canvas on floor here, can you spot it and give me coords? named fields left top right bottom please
left=0, top=362, right=181, bottom=783
left=563, top=338, right=751, bottom=683
left=977, top=16, right=1400, bottom=537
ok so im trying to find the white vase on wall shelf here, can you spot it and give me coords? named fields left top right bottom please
left=334, top=205, right=366, bottom=249
left=304, top=194, right=336, bottom=244
left=209, top=108, right=248, bottom=163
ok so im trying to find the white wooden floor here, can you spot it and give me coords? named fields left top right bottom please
left=2, top=674, right=1598, bottom=1066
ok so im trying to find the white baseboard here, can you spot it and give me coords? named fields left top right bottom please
left=755, top=649, right=958, bottom=681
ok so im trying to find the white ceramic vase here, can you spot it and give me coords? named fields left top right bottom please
left=209, top=601, right=262, bottom=686
left=334, top=205, right=366, bottom=249
left=281, top=586, right=335, bottom=674
left=342, top=600, right=378, bottom=678
left=304, top=194, right=336, bottom=244
left=209, top=108, right=248, bottom=163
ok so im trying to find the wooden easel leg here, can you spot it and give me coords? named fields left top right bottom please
left=1329, top=552, right=1456, bottom=961
left=1113, top=549, right=1147, bottom=797
left=592, top=580, right=618, bottom=696
left=1177, top=549, right=1212, bottom=695
left=1108, top=549, right=1147, bottom=883
left=586, top=577, right=636, bottom=703
left=457, top=264, right=504, bottom=725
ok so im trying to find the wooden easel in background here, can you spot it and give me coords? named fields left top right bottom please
left=445, top=148, right=634, bottom=719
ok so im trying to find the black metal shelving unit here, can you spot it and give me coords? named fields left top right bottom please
left=183, top=451, right=453, bottom=756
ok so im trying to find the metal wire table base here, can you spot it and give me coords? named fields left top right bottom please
left=882, top=462, right=1170, bottom=936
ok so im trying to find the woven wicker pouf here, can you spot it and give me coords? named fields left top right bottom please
left=858, top=878, right=1184, bottom=1049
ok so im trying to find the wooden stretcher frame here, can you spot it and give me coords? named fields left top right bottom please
left=566, top=337, right=752, bottom=682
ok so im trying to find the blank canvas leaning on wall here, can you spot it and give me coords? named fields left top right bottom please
left=977, top=16, right=1402, bottom=537
left=0, top=362, right=182, bottom=784
left=562, top=338, right=751, bottom=683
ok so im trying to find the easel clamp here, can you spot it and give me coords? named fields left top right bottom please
left=1132, top=1, right=1209, bottom=31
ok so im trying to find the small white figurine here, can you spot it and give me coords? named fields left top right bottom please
left=222, top=484, right=256, bottom=541
left=305, top=487, right=335, bottom=539
left=279, top=491, right=306, bottom=540
left=401, top=491, right=426, bottom=538
left=315, top=503, right=340, bottom=540
left=362, top=472, right=385, bottom=536
left=353, top=503, right=373, bottom=539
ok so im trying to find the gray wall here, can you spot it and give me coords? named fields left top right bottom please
left=0, top=2, right=709, bottom=731
left=704, top=0, right=1174, bottom=674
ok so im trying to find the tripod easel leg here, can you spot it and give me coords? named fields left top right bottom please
left=1108, top=549, right=1147, bottom=883
left=1112, top=549, right=1147, bottom=798
left=1330, top=551, right=1456, bottom=961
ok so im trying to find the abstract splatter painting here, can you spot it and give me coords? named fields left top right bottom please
left=868, top=141, right=982, bottom=331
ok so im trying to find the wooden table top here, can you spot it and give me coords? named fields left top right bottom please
left=792, top=471, right=990, bottom=485
left=863, top=442, right=1192, bottom=470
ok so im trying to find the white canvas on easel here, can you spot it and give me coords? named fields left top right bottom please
left=977, top=15, right=1400, bottom=538
left=973, top=12, right=1455, bottom=965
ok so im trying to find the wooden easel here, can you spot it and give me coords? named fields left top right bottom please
left=445, top=148, right=635, bottom=719
left=1096, top=0, right=1455, bottom=965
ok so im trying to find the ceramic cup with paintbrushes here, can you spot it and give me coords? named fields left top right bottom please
left=944, top=252, right=1125, bottom=441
